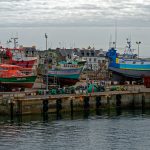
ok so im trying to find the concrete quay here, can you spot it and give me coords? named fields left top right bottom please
left=0, top=85, right=150, bottom=117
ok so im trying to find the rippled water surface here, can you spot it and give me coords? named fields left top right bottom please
left=0, top=110, right=150, bottom=150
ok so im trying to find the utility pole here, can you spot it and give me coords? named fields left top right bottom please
left=136, top=41, right=141, bottom=59
left=45, top=33, right=48, bottom=92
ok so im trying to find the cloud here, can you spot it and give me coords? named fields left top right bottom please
left=0, top=0, right=150, bottom=27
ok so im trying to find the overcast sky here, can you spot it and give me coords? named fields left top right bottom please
left=0, top=0, right=150, bottom=27
left=0, top=0, right=150, bottom=57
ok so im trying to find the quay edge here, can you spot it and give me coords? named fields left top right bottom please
left=0, top=87, right=150, bottom=116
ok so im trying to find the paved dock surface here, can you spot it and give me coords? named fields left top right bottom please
left=0, top=85, right=149, bottom=101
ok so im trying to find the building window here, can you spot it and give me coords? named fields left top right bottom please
left=102, top=60, right=106, bottom=63
left=94, top=58, right=97, bottom=62
left=89, top=58, right=91, bottom=62
left=98, top=60, right=101, bottom=63
left=91, top=52, right=94, bottom=56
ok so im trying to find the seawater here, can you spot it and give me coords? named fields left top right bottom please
left=0, top=109, right=150, bottom=150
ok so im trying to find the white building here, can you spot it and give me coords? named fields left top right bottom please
left=78, top=49, right=108, bottom=71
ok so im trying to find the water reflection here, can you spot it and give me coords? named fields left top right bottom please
left=1, top=108, right=150, bottom=125
left=116, top=108, right=122, bottom=116
left=0, top=109, right=150, bottom=150
left=43, top=113, right=48, bottom=123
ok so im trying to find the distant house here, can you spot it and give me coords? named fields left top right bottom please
left=21, top=46, right=37, bottom=57
left=55, top=48, right=108, bottom=71
left=55, top=48, right=75, bottom=60
left=78, top=49, right=108, bottom=71
left=37, top=49, right=63, bottom=75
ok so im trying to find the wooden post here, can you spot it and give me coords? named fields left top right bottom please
left=43, top=99, right=49, bottom=113
left=96, top=96, right=101, bottom=109
left=17, top=100, right=22, bottom=115
left=8, top=96, right=15, bottom=121
left=83, top=96, right=90, bottom=118
left=56, top=99, right=62, bottom=120
left=10, top=101, right=14, bottom=121
left=56, top=99, right=62, bottom=112
left=142, top=94, right=145, bottom=108
left=83, top=96, right=90, bottom=110
left=132, top=94, right=135, bottom=108
left=43, top=98, right=49, bottom=122
left=70, top=99, right=73, bottom=118
left=142, top=94, right=145, bottom=114
left=116, top=94, right=122, bottom=107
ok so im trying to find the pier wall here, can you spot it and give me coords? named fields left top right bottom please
left=0, top=89, right=150, bottom=115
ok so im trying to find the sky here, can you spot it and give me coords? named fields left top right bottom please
left=0, top=0, right=150, bottom=57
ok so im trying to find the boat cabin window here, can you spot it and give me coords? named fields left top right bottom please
left=133, top=61, right=136, bottom=64
left=141, top=61, right=144, bottom=64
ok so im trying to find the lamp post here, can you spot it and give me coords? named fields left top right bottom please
left=136, top=41, right=141, bottom=59
left=45, top=33, right=48, bottom=92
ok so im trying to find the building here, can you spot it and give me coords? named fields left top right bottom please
left=54, top=47, right=108, bottom=71
left=78, top=49, right=108, bottom=71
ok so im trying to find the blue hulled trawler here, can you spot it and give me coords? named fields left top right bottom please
left=107, top=40, right=150, bottom=82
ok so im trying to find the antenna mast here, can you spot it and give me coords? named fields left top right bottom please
left=109, top=34, right=112, bottom=48
left=115, top=19, right=117, bottom=48
left=11, top=37, right=18, bottom=48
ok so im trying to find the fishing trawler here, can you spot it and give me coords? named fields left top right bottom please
left=47, top=60, right=85, bottom=86
left=42, top=49, right=86, bottom=87
left=0, top=64, right=36, bottom=89
left=0, top=37, right=37, bottom=69
left=0, top=47, right=37, bottom=68
left=107, top=40, right=150, bottom=82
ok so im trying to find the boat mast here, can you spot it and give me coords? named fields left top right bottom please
left=11, top=37, right=18, bottom=48
left=126, top=38, right=131, bottom=54
left=109, top=34, right=112, bottom=49
left=114, top=19, right=117, bottom=49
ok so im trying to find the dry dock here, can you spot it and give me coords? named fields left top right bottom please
left=0, top=85, right=150, bottom=118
